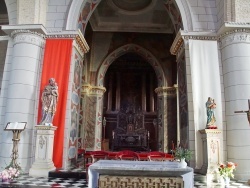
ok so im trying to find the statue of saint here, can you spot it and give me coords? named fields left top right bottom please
left=206, top=97, right=217, bottom=129
left=39, top=78, right=59, bottom=125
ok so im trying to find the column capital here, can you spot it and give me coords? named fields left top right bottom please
left=155, top=86, right=176, bottom=97
left=46, top=29, right=89, bottom=55
left=81, top=85, right=106, bottom=96
left=81, top=84, right=92, bottom=94
left=2, top=25, right=46, bottom=47
left=219, top=28, right=250, bottom=48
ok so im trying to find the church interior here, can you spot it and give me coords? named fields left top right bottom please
left=1, top=0, right=250, bottom=187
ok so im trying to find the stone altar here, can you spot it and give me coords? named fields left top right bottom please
left=88, top=160, right=194, bottom=188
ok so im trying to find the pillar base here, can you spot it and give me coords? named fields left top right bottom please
left=29, top=125, right=57, bottom=177
left=29, top=161, right=56, bottom=177
left=199, top=129, right=223, bottom=183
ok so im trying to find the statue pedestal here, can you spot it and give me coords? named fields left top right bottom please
left=199, top=129, right=222, bottom=183
left=29, top=125, right=57, bottom=177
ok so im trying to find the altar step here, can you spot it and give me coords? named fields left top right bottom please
left=48, top=168, right=87, bottom=179
left=194, top=173, right=206, bottom=182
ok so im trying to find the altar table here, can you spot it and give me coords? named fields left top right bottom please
left=88, top=160, right=194, bottom=188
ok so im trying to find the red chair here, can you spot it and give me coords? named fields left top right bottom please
left=107, top=151, right=119, bottom=160
left=117, top=150, right=138, bottom=161
left=136, top=152, right=148, bottom=161
left=164, top=153, right=174, bottom=161
left=90, top=151, right=108, bottom=162
left=147, top=151, right=165, bottom=161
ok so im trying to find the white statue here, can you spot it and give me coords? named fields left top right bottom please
left=39, top=78, right=59, bottom=125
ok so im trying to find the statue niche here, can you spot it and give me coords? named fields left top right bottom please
left=112, top=109, right=149, bottom=151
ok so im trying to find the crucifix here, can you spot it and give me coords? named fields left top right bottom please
left=234, top=99, right=250, bottom=124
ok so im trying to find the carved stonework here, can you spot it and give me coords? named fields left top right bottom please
left=11, top=30, right=45, bottom=47
left=39, top=136, right=46, bottom=149
left=219, top=29, right=250, bottom=48
left=199, top=129, right=223, bottom=182
left=99, top=175, right=184, bottom=188
left=89, top=86, right=106, bottom=96
left=155, top=87, right=176, bottom=97
left=81, top=84, right=92, bottom=94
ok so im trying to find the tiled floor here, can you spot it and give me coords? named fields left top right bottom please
left=1, top=169, right=250, bottom=188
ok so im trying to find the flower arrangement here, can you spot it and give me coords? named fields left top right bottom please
left=174, top=147, right=192, bottom=161
left=218, top=161, right=237, bottom=178
left=0, top=167, right=20, bottom=181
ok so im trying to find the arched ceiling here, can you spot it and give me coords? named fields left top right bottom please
left=89, top=0, right=174, bottom=34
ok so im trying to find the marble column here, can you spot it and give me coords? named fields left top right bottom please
left=29, top=125, right=57, bottom=177
left=219, top=29, right=250, bottom=180
left=0, top=25, right=46, bottom=171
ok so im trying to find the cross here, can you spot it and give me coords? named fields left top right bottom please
left=234, top=99, right=250, bottom=125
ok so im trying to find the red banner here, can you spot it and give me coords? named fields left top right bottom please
left=38, top=39, right=73, bottom=167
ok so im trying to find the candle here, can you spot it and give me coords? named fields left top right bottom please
left=112, top=131, right=115, bottom=139
left=148, top=131, right=150, bottom=138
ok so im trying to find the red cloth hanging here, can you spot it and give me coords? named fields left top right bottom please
left=38, top=39, right=73, bottom=168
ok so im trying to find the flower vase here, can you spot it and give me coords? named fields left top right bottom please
left=180, top=158, right=187, bottom=168
left=223, top=177, right=230, bottom=186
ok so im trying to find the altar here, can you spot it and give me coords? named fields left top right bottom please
left=88, top=160, right=194, bottom=188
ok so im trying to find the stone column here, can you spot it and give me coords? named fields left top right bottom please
left=174, top=84, right=180, bottom=143
left=219, top=29, right=250, bottom=180
left=29, top=125, right=57, bottom=177
left=155, top=87, right=177, bottom=153
left=0, top=25, right=45, bottom=171
left=199, top=129, right=222, bottom=183
left=81, top=84, right=91, bottom=150
left=89, top=86, right=106, bottom=150
left=155, top=87, right=168, bottom=152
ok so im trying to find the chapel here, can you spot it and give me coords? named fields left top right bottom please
left=0, top=0, right=250, bottom=184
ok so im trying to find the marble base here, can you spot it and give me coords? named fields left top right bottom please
left=29, top=161, right=56, bottom=177
left=29, top=125, right=57, bottom=177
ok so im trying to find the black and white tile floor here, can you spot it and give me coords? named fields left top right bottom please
left=1, top=170, right=250, bottom=188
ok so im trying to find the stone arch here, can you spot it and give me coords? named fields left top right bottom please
left=4, top=0, right=16, bottom=25
left=66, top=0, right=193, bottom=34
left=96, top=43, right=166, bottom=87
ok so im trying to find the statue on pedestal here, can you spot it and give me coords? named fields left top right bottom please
left=206, top=97, right=217, bottom=129
left=39, top=78, right=59, bottom=125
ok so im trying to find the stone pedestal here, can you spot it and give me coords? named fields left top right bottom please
left=29, top=125, right=57, bottom=177
left=199, top=129, right=222, bottom=183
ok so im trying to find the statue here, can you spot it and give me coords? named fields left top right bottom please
left=206, top=97, right=217, bottom=129
left=39, top=78, right=59, bottom=125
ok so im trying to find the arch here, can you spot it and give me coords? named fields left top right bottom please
left=66, top=0, right=193, bottom=34
left=96, top=44, right=166, bottom=87
left=4, top=0, right=15, bottom=25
